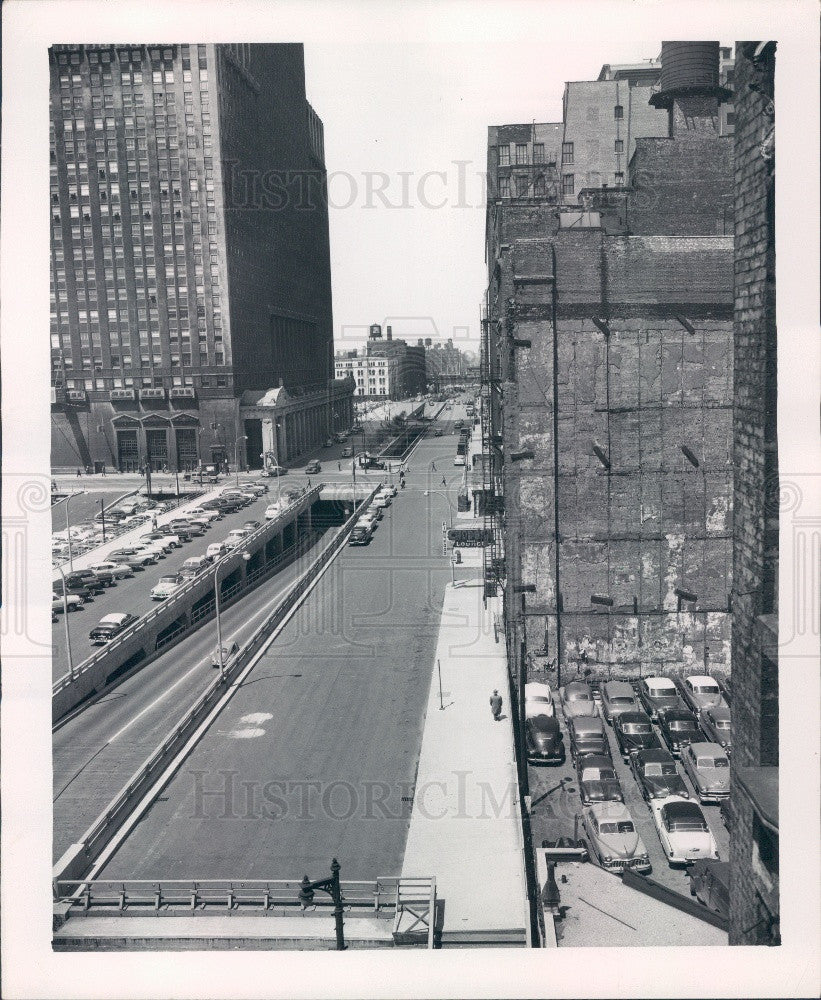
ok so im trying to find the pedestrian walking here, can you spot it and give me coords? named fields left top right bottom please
left=490, top=689, right=503, bottom=721
left=76, top=468, right=82, bottom=478
left=441, top=475, right=447, bottom=487
left=151, top=515, right=158, bottom=531
left=337, top=462, right=341, bottom=471
left=431, top=461, right=436, bottom=471
left=307, top=477, right=312, bottom=488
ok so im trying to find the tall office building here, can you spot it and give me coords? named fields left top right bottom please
left=50, top=43, right=352, bottom=473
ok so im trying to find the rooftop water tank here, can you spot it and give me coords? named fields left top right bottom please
left=650, top=41, right=731, bottom=107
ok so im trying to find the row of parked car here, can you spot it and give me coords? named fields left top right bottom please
left=52, top=495, right=176, bottom=566
left=54, top=481, right=277, bottom=646
left=348, top=485, right=397, bottom=545
left=523, top=673, right=732, bottom=873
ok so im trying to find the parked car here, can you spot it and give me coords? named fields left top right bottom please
left=53, top=580, right=94, bottom=603
left=169, top=518, right=206, bottom=536
left=434, top=428, right=443, bottom=437
left=369, top=504, right=384, bottom=521
left=90, top=561, right=134, bottom=580
left=650, top=796, right=719, bottom=866
left=524, top=681, right=554, bottom=719
left=358, top=512, right=379, bottom=534
left=225, top=528, right=251, bottom=548
left=89, top=612, right=139, bottom=644
left=140, top=532, right=178, bottom=553
left=600, top=680, right=640, bottom=725
left=243, top=520, right=262, bottom=531
left=265, top=502, right=286, bottom=520
left=630, top=748, right=690, bottom=801
left=52, top=592, right=84, bottom=613
left=688, top=859, right=730, bottom=919
left=261, top=465, right=287, bottom=478
left=177, top=566, right=199, bottom=582
left=211, top=640, right=240, bottom=669
left=580, top=802, right=651, bottom=873
left=305, top=460, right=321, bottom=474
left=156, top=522, right=193, bottom=542
left=64, top=568, right=110, bottom=592
left=108, top=547, right=158, bottom=568
left=132, top=540, right=168, bottom=560
left=698, top=704, right=733, bottom=755
left=613, top=711, right=662, bottom=762
left=341, top=446, right=353, bottom=458
left=658, top=707, right=702, bottom=757
left=638, top=676, right=687, bottom=721
left=567, top=715, right=611, bottom=763
left=575, top=754, right=623, bottom=805
left=238, top=484, right=265, bottom=497
left=681, top=742, right=731, bottom=804
left=559, top=681, right=597, bottom=720
left=679, top=674, right=727, bottom=716
left=323, top=438, right=334, bottom=448
left=348, top=524, right=372, bottom=546
left=454, top=455, right=466, bottom=466
left=373, top=494, right=391, bottom=509
left=524, top=714, right=564, bottom=764
left=150, top=574, right=186, bottom=600
left=182, top=555, right=210, bottom=573
left=186, top=506, right=222, bottom=522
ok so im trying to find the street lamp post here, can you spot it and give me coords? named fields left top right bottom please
left=213, top=548, right=251, bottom=680
left=54, top=565, right=75, bottom=680
left=234, top=435, right=248, bottom=488
left=297, top=858, right=346, bottom=950
left=423, top=488, right=454, bottom=528
left=64, top=490, right=85, bottom=573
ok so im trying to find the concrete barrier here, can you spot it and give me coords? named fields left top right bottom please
left=52, top=485, right=331, bottom=722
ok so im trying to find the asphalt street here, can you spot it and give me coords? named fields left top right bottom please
left=94, top=405, right=473, bottom=882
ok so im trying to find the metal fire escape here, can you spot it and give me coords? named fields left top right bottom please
left=480, top=298, right=505, bottom=598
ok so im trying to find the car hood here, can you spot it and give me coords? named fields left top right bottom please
left=644, top=775, right=689, bottom=798
left=581, top=779, right=622, bottom=802
left=531, top=729, right=561, bottom=749
left=600, top=829, right=642, bottom=859
left=669, top=829, right=715, bottom=855
left=697, top=766, right=730, bottom=790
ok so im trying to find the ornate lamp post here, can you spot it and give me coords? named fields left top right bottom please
left=213, top=549, right=251, bottom=680
left=297, top=858, right=345, bottom=950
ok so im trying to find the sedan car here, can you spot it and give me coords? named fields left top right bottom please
left=600, top=680, right=640, bottom=725
left=341, top=446, right=353, bottom=458
left=243, top=520, right=261, bottom=531
left=581, top=802, right=651, bottom=874
left=90, top=561, right=135, bottom=580
left=107, top=547, right=158, bottom=569
left=524, top=681, right=554, bottom=719
left=140, top=532, right=179, bottom=553
left=658, top=707, right=703, bottom=757
left=64, top=568, right=112, bottom=591
left=524, top=715, right=564, bottom=764
left=650, top=796, right=719, bottom=866
left=613, top=711, right=662, bottom=762
left=186, top=506, right=222, bottom=522
left=567, top=715, right=611, bottom=763
left=52, top=593, right=84, bottom=613
left=182, top=555, right=210, bottom=573
left=211, top=640, right=240, bottom=669
left=170, top=518, right=206, bottom=536
left=638, top=676, right=687, bottom=721
left=559, top=681, right=597, bottom=720
left=575, top=754, right=623, bottom=805
left=630, top=748, right=690, bottom=801
left=681, top=742, right=731, bottom=804
left=305, top=460, right=321, bottom=474
left=699, top=704, right=733, bottom=755
left=348, top=524, right=372, bottom=546
left=680, top=674, right=727, bottom=716
left=53, top=581, right=94, bottom=603
left=89, top=612, right=139, bottom=644
left=150, top=574, right=186, bottom=600
left=225, top=528, right=251, bottom=548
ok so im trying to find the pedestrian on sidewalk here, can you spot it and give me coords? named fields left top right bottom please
left=76, top=468, right=82, bottom=478
left=431, top=462, right=436, bottom=471
left=490, top=689, right=503, bottom=721
left=441, top=475, right=447, bottom=487
left=337, top=462, right=341, bottom=471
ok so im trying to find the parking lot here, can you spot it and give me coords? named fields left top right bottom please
left=526, top=682, right=730, bottom=896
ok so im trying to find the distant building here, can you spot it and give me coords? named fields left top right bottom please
left=424, top=339, right=468, bottom=389
left=728, top=41, right=779, bottom=947
left=49, top=43, right=352, bottom=473
left=364, top=324, right=426, bottom=396
left=334, top=350, right=399, bottom=398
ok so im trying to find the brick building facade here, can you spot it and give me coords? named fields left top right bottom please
left=483, top=43, right=735, bottom=696
left=727, top=41, right=779, bottom=946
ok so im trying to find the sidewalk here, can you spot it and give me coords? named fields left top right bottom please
left=400, top=580, right=530, bottom=946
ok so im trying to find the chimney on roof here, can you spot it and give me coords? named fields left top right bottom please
left=386, top=326, right=392, bottom=340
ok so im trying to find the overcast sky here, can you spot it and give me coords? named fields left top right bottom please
left=304, top=35, right=670, bottom=353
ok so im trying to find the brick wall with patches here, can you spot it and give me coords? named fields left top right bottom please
left=499, top=230, right=734, bottom=683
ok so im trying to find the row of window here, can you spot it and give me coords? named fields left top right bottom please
left=498, top=142, right=548, bottom=167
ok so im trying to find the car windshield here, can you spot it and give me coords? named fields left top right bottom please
left=695, top=684, right=720, bottom=694
left=529, top=696, right=551, bottom=705
left=669, top=817, right=708, bottom=832
left=653, top=687, right=677, bottom=698
left=599, top=821, right=634, bottom=834
left=623, top=723, right=652, bottom=734
left=714, top=719, right=731, bottom=730
left=644, top=763, right=677, bottom=777
left=698, top=757, right=729, bottom=769
left=583, top=768, right=615, bottom=782
left=670, top=720, right=698, bottom=731
left=569, top=690, right=592, bottom=701
left=160, top=576, right=179, bottom=583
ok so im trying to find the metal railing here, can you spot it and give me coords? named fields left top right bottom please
left=54, top=877, right=400, bottom=915
left=52, top=486, right=322, bottom=695
left=53, top=488, right=376, bottom=883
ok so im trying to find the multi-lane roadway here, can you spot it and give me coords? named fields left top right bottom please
left=54, top=401, right=475, bottom=877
